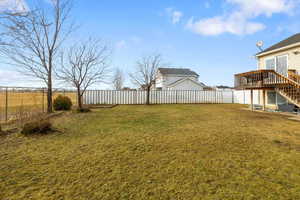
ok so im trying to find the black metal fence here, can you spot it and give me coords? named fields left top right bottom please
left=0, top=86, right=76, bottom=123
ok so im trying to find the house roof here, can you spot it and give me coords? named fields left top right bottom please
left=216, top=85, right=233, bottom=89
left=158, top=68, right=199, bottom=76
left=257, top=33, right=300, bottom=56
left=167, top=77, right=206, bottom=88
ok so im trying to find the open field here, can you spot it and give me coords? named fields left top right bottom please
left=1, top=104, right=300, bottom=199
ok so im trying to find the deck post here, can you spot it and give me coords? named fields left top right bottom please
left=250, top=89, right=254, bottom=111
left=262, top=90, right=266, bottom=111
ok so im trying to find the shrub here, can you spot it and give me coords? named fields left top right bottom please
left=0, top=124, right=3, bottom=135
left=21, top=120, right=52, bottom=135
left=53, top=95, right=72, bottom=111
left=15, top=105, right=46, bottom=128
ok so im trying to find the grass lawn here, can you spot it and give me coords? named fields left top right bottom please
left=1, top=104, right=300, bottom=200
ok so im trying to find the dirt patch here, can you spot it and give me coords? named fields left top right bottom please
left=88, top=104, right=118, bottom=109
left=273, top=139, right=300, bottom=152
left=251, top=115, right=272, bottom=120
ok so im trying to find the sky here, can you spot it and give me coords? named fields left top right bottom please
left=0, top=0, right=300, bottom=88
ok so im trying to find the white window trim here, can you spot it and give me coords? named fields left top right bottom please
left=276, top=54, right=289, bottom=69
left=264, top=54, right=289, bottom=74
left=276, top=54, right=289, bottom=76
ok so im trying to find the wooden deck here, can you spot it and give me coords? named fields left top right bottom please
left=235, top=70, right=300, bottom=90
left=234, top=69, right=300, bottom=109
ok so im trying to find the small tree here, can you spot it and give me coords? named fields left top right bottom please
left=0, top=0, right=74, bottom=113
left=112, top=68, right=124, bottom=90
left=130, top=54, right=163, bottom=105
left=58, top=38, right=110, bottom=110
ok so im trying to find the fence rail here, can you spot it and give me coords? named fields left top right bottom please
left=83, top=90, right=235, bottom=105
left=1, top=87, right=249, bottom=123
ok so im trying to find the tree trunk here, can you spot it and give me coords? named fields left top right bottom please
left=146, top=86, right=150, bottom=105
left=47, top=74, right=53, bottom=113
left=77, top=88, right=83, bottom=110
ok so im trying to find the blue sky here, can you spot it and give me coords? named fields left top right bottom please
left=1, top=0, right=300, bottom=88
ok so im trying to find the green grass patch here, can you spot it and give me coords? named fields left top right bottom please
left=1, top=104, right=300, bottom=199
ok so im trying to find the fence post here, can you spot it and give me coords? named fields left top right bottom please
left=42, top=88, right=45, bottom=113
left=232, top=91, right=234, bottom=104
left=112, top=90, right=114, bottom=104
left=215, top=90, right=217, bottom=104
left=5, top=87, right=8, bottom=122
left=221, top=91, right=224, bottom=104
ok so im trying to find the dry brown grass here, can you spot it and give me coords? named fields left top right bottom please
left=1, top=104, right=300, bottom=199
left=0, top=91, right=77, bottom=122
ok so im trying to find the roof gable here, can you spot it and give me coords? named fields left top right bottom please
left=158, top=68, right=198, bottom=76
left=167, top=77, right=205, bottom=88
left=257, top=33, right=300, bottom=56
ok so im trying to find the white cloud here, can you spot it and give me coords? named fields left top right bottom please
left=186, top=15, right=265, bottom=36
left=0, top=69, right=20, bottom=83
left=172, top=11, right=183, bottom=24
left=187, top=0, right=298, bottom=36
left=0, top=69, right=42, bottom=87
left=130, top=36, right=142, bottom=44
left=115, top=40, right=127, bottom=50
left=165, top=7, right=183, bottom=24
left=0, top=0, right=28, bottom=12
left=227, top=0, right=294, bottom=17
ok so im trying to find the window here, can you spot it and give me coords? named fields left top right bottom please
left=276, top=55, right=288, bottom=76
left=277, top=93, right=287, bottom=105
left=267, top=91, right=287, bottom=105
left=265, top=58, right=275, bottom=70
left=264, top=55, right=288, bottom=76
left=267, top=91, right=276, bottom=105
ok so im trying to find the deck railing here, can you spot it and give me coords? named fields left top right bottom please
left=235, top=70, right=299, bottom=89
left=288, top=70, right=300, bottom=84
left=235, top=69, right=300, bottom=107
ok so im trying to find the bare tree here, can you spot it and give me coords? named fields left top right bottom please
left=130, top=54, right=163, bottom=105
left=0, top=0, right=74, bottom=113
left=58, top=38, right=110, bottom=110
left=112, top=68, right=124, bottom=90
